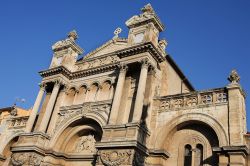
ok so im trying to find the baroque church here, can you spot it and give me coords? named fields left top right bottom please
left=0, top=3, right=249, bottom=166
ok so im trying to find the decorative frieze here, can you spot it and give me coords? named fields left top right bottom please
left=158, top=88, right=228, bottom=112
left=98, top=150, right=133, bottom=166
left=11, top=152, right=43, bottom=166
left=78, top=55, right=119, bottom=70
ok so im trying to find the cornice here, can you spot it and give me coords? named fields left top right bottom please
left=115, top=42, right=166, bottom=63
left=39, top=63, right=119, bottom=80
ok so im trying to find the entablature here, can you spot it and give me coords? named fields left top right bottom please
left=116, top=42, right=166, bottom=63
left=39, top=63, right=119, bottom=80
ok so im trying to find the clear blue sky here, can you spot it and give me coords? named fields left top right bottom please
left=0, top=1, right=249, bottom=126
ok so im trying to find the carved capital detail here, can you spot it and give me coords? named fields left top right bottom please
left=119, top=63, right=128, bottom=73
left=39, top=82, right=47, bottom=91
left=141, top=58, right=150, bottom=69
left=99, top=150, right=133, bottom=166
left=11, top=152, right=43, bottom=166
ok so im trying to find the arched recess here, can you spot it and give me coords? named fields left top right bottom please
left=0, top=132, right=22, bottom=164
left=86, top=83, right=99, bottom=102
left=152, top=113, right=228, bottom=166
left=98, top=80, right=112, bottom=101
left=49, top=113, right=105, bottom=150
left=51, top=118, right=102, bottom=154
left=63, top=87, right=77, bottom=106
left=74, top=85, right=88, bottom=104
left=153, top=113, right=228, bottom=149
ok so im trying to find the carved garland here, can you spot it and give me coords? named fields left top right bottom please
left=11, top=153, right=43, bottom=166
left=99, top=150, right=133, bottom=166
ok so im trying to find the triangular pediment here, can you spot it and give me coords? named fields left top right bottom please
left=83, top=38, right=128, bottom=59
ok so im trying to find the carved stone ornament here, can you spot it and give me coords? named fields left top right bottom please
left=100, top=150, right=133, bottom=166
left=10, top=107, right=18, bottom=116
left=75, top=135, right=96, bottom=153
left=11, top=153, right=43, bottom=166
left=68, top=30, right=78, bottom=41
left=125, top=3, right=164, bottom=31
left=228, top=69, right=240, bottom=84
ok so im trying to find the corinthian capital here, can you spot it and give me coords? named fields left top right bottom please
left=39, top=82, right=47, bottom=91
left=120, top=63, right=128, bottom=73
left=53, top=79, right=64, bottom=87
left=141, top=58, right=151, bottom=69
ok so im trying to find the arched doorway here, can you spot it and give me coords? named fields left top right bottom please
left=165, top=121, right=219, bottom=166
left=45, top=118, right=103, bottom=166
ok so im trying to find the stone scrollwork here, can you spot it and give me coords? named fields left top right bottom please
left=99, top=150, right=133, bottom=166
left=11, top=152, right=43, bottom=166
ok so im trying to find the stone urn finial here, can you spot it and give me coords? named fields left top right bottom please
left=228, top=69, right=240, bottom=84
left=68, top=30, right=78, bottom=41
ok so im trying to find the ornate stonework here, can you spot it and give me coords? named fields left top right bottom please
left=11, top=153, right=43, bottom=166
left=1, top=3, right=249, bottom=166
left=99, top=150, right=133, bottom=166
left=75, top=135, right=96, bottom=153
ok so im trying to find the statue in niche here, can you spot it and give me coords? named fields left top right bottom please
left=75, top=135, right=96, bottom=153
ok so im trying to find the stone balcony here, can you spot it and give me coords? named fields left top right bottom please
left=155, top=88, right=228, bottom=112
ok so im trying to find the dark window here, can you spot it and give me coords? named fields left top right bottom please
left=184, top=144, right=192, bottom=166
left=195, top=144, right=203, bottom=166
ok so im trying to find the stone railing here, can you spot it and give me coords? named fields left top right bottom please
left=156, top=88, right=228, bottom=112
left=8, top=116, right=29, bottom=129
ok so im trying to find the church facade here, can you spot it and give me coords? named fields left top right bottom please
left=0, top=4, right=249, bottom=166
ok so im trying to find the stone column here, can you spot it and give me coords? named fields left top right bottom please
left=109, top=64, right=128, bottom=124
left=38, top=80, right=61, bottom=133
left=25, top=83, right=46, bottom=132
left=132, top=59, right=149, bottom=122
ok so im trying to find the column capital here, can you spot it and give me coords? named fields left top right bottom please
left=141, top=58, right=151, bottom=69
left=119, top=63, right=128, bottom=73
left=39, top=82, right=47, bottom=91
left=53, top=79, right=64, bottom=88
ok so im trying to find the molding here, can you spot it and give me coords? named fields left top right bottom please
left=116, top=42, right=165, bottom=63
left=39, top=63, right=119, bottom=80
left=213, top=145, right=249, bottom=156
left=148, top=149, right=170, bottom=159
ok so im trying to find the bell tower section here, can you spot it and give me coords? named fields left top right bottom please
left=126, top=4, right=165, bottom=47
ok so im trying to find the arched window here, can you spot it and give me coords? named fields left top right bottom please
left=195, top=144, right=203, bottom=166
left=184, top=144, right=192, bottom=166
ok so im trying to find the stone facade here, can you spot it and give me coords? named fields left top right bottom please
left=0, top=106, right=31, bottom=165
left=1, top=3, right=249, bottom=166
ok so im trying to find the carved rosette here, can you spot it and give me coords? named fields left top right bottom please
left=99, top=150, right=133, bottom=166
left=11, top=152, right=43, bottom=166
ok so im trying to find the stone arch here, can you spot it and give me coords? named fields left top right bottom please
left=153, top=113, right=228, bottom=149
left=0, top=132, right=23, bottom=164
left=86, top=82, right=100, bottom=102
left=63, top=87, right=77, bottom=106
left=98, top=80, right=113, bottom=101
left=74, top=84, right=88, bottom=104
left=49, top=113, right=105, bottom=149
